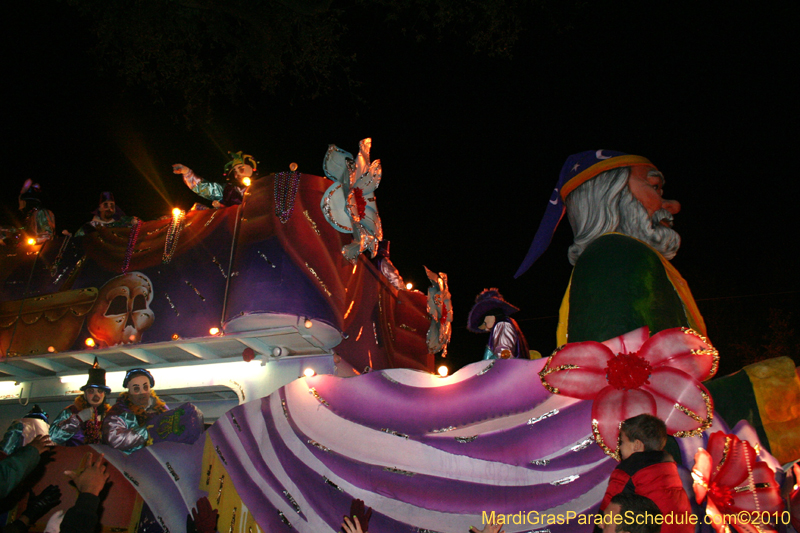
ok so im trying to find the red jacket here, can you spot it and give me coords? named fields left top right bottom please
left=601, top=451, right=694, bottom=533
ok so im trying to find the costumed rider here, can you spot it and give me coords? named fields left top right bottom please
left=370, top=240, right=405, bottom=291
left=467, top=289, right=530, bottom=360
left=1, top=180, right=55, bottom=245
left=173, top=151, right=257, bottom=209
left=50, top=358, right=111, bottom=446
left=73, top=192, right=133, bottom=237
left=103, top=368, right=205, bottom=454
left=0, top=405, right=50, bottom=455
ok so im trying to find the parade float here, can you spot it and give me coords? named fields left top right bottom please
left=1, top=146, right=798, bottom=532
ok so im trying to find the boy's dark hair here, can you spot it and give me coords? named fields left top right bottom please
left=620, top=414, right=667, bottom=451
left=609, top=492, right=662, bottom=533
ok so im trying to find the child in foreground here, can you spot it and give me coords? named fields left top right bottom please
left=600, top=414, right=693, bottom=533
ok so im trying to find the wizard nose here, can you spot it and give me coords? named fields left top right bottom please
left=662, top=199, right=681, bottom=215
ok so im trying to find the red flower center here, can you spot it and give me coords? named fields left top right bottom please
left=605, top=352, right=652, bottom=390
left=353, top=188, right=367, bottom=219
left=440, top=303, right=449, bottom=326
left=708, top=483, right=736, bottom=510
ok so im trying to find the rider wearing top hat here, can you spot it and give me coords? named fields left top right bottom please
left=50, top=358, right=112, bottom=446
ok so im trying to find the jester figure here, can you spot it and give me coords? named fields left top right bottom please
left=173, top=151, right=259, bottom=209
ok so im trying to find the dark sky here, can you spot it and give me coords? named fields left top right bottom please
left=4, top=1, right=799, bottom=375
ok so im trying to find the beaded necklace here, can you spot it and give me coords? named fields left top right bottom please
left=122, top=217, right=141, bottom=274
left=274, top=171, right=301, bottom=223
left=162, top=210, right=185, bottom=264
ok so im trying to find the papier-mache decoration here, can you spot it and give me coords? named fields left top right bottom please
left=424, top=266, right=452, bottom=356
left=692, top=432, right=783, bottom=533
left=539, top=326, right=719, bottom=459
left=320, top=138, right=383, bottom=263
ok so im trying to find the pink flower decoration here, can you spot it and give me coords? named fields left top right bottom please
left=539, top=326, right=718, bottom=459
left=692, top=432, right=783, bottom=533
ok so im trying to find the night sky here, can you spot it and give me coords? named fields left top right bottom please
left=4, top=1, right=798, bottom=376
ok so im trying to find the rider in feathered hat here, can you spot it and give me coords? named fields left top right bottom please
left=173, top=151, right=259, bottom=209
left=467, top=289, right=530, bottom=360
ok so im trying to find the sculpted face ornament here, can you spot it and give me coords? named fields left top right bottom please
left=88, top=272, right=155, bottom=347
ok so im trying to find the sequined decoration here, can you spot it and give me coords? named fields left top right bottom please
left=215, top=446, right=227, bottom=465
left=206, top=463, right=213, bottom=486
left=257, top=251, right=276, bottom=268
left=228, top=507, right=237, bottom=533
left=307, top=387, right=330, bottom=407
left=304, top=263, right=332, bottom=297
left=164, top=292, right=179, bottom=316
left=571, top=437, right=594, bottom=452
left=166, top=462, right=180, bottom=481
left=204, top=210, right=219, bottom=227
left=322, top=476, right=343, bottom=491
left=432, top=426, right=456, bottom=433
left=278, top=511, right=292, bottom=528
left=372, top=321, right=380, bottom=345
left=216, top=474, right=225, bottom=504
left=383, top=466, right=416, bottom=476
left=283, top=490, right=301, bottom=514
left=380, top=428, right=409, bottom=439
left=274, top=171, right=301, bottom=223
left=307, top=439, right=331, bottom=453
left=185, top=281, right=206, bottom=301
left=477, top=361, right=495, bottom=376
left=550, top=475, right=580, bottom=486
left=455, top=436, right=478, bottom=443
left=230, top=413, right=242, bottom=432
left=672, top=389, right=714, bottom=437
left=303, top=210, right=320, bottom=235
left=530, top=459, right=550, bottom=466
left=527, top=409, right=559, bottom=426
left=212, top=256, right=228, bottom=278
left=281, top=399, right=289, bottom=419
left=398, top=324, right=417, bottom=332
left=682, top=327, right=720, bottom=377
left=380, top=372, right=399, bottom=384
left=121, top=217, right=141, bottom=274
left=162, top=210, right=185, bottom=264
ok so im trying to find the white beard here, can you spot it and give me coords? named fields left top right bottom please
left=618, top=187, right=681, bottom=259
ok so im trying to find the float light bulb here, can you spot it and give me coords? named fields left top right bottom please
left=242, top=177, right=251, bottom=187
left=437, top=365, right=449, bottom=377
left=172, top=207, right=182, bottom=217
left=172, top=333, right=180, bottom=340
left=85, top=338, right=96, bottom=347
left=47, top=346, right=55, bottom=353
left=405, top=282, right=413, bottom=290
left=304, top=319, right=313, bottom=329
left=209, top=327, right=220, bottom=336
left=26, top=238, right=36, bottom=245
left=303, top=368, right=316, bottom=377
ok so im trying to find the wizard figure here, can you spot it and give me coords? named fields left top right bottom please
left=467, top=288, right=529, bottom=360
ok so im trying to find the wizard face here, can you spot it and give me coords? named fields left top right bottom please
left=126, top=375, right=151, bottom=408
left=84, top=387, right=106, bottom=407
left=627, top=165, right=681, bottom=220
left=98, top=200, right=116, bottom=222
